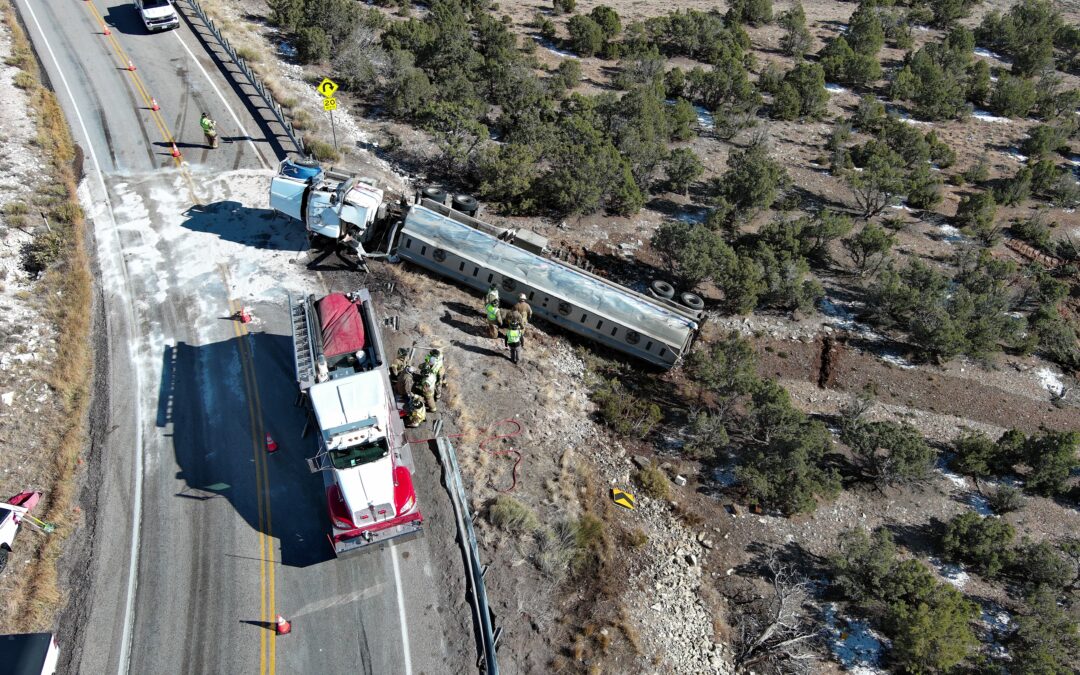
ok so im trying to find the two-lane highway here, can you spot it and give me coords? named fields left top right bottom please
left=12, top=0, right=472, bottom=672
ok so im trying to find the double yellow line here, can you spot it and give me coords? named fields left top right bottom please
left=228, top=296, right=277, bottom=674
left=80, top=0, right=185, bottom=168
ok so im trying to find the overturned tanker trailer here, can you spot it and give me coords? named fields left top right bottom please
left=395, top=199, right=704, bottom=369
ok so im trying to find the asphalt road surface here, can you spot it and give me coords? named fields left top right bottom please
left=11, top=0, right=472, bottom=672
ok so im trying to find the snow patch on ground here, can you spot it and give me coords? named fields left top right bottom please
left=968, top=492, right=993, bottom=516
left=981, top=606, right=1013, bottom=658
left=693, top=105, right=714, bottom=129
left=819, top=298, right=917, bottom=368
left=885, top=105, right=929, bottom=125
left=825, top=83, right=848, bottom=93
left=1036, top=367, right=1063, bottom=394
left=973, top=47, right=1005, bottom=60
left=973, top=109, right=1010, bottom=123
left=674, top=206, right=709, bottom=224
left=938, top=223, right=966, bottom=243
left=823, top=603, right=887, bottom=674
left=930, top=558, right=970, bottom=588
left=937, top=455, right=970, bottom=489
left=277, top=41, right=297, bottom=58
left=530, top=36, right=578, bottom=59
left=1003, top=147, right=1028, bottom=163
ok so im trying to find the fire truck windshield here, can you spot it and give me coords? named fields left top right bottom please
left=329, top=438, right=389, bottom=469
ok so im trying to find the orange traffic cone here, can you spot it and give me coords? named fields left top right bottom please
left=239, top=307, right=252, bottom=324
left=126, top=59, right=136, bottom=72
left=170, top=143, right=181, bottom=159
left=150, top=98, right=160, bottom=111
left=274, top=615, right=291, bottom=635
left=103, top=26, right=111, bottom=36
left=265, top=433, right=278, bottom=454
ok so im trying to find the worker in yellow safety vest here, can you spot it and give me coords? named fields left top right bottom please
left=505, top=319, right=524, bottom=364
left=484, top=301, right=503, bottom=339
left=200, top=112, right=218, bottom=148
left=423, top=348, right=445, bottom=387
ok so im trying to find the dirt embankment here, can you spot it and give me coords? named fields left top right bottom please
left=0, top=0, right=94, bottom=635
left=756, top=333, right=1079, bottom=433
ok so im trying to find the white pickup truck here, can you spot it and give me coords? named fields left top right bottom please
left=134, top=0, right=179, bottom=32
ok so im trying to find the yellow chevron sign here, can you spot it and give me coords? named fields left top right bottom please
left=610, top=488, right=635, bottom=510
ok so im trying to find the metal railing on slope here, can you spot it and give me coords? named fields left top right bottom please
left=182, top=0, right=306, bottom=157
left=436, top=436, right=500, bottom=674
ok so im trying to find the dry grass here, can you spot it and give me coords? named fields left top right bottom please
left=616, top=605, right=644, bottom=655
left=2, top=0, right=94, bottom=631
left=304, top=137, right=340, bottom=162
left=634, top=462, right=671, bottom=500
left=534, top=520, right=577, bottom=579
left=488, top=495, right=540, bottom=534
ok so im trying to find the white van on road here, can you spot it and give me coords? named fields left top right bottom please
left=135, top=0, right=179, bottom=31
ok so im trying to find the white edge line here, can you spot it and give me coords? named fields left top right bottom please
left=17, top=3, right=146, bottom=675
left=390, top=543, right=413, bottom=675
left=172, top=30, right=270, bottom=170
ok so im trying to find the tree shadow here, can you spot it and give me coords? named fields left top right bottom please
left=354, top=138, right=434, bottom=185
left=159, top=338, right=334, bottom=568
left=579, top=250, right=673, bottom=296
left=787, top=184, right=854, bottom=214
left=179, top=201, right=309, bottom=251
left=883, top=519, right=944, bottom=559
left=737, top=540, right=833, bottom=585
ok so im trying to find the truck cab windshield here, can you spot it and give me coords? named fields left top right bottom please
left=329, top=439, right=388, bottom=469
left=143, top=0, right=170, bottom=7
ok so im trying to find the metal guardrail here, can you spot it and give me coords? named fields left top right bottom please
left=183, top=0, right=306, bottom=156
left=436, top=437, right=500, bottom=675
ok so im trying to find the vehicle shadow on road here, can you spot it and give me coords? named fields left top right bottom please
left=180, top=201, right=309, bottom=251
left=159, top=337, right=335, bottom=568
left=102, top=4, right=146, bottom=36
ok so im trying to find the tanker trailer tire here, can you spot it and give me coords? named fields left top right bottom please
left=650, top=280, right=675, bottom=299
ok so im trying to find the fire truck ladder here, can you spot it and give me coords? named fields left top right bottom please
left=289, top=293, right=322, bottom=392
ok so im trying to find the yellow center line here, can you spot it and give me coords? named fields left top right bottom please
left=227, top=296, right=277, bottom=674
left=81, top=0, right=185, bottom=168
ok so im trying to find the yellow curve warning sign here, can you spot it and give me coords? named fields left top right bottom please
left=610, top=488, right=635, bottom=510
left=317, top=77, right=338, bottom=98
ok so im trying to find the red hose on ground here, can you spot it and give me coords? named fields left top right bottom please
left=405, top=417, right=524, bottom=493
